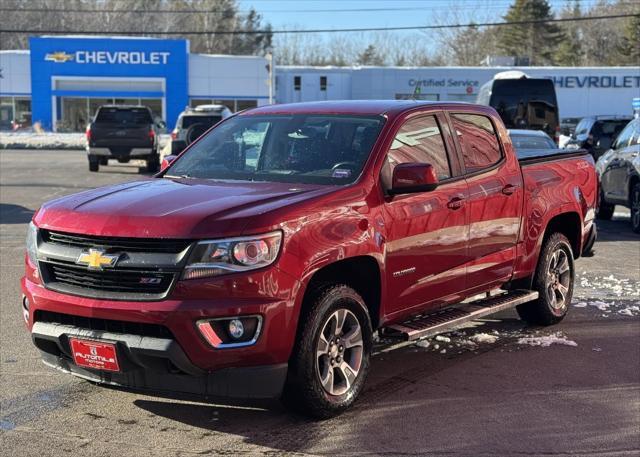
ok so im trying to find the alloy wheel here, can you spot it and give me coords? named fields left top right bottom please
left=315, top=308, right=364, bottom=396
left=546, top=248, right=571, bottom=310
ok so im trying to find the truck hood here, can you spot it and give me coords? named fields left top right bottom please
left=34, top=178, right=337, bottom=238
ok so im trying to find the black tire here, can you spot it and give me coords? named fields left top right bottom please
left=117, top=158, right=130, bottom=164
left=596, top=191, right=614, bottom=220
left=517, top=233, right=574, bottom=326
left=88, top=156, right=99, bottom=172
left=146, top=154, right=160, bottom=173
left=631, top=183, right=640, bottom=234
left=185, top=123, right=209, bottom=145
left=283, top=284, right=372, bottom=419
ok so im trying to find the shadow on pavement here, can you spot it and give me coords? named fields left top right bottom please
left=0, top=203, right=34, bottom=224
left=132, top=318, right=535, bottom=455
left=593, top=216, right=638, bottom=242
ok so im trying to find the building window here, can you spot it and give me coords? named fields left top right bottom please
left=294, top=76, right=302, bottom=91
left=320, top=76, right=327, bottom=91
left=0, top=96, right=32, bottom=131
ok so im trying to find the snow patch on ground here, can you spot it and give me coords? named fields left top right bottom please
left=578, top=273, right=639, bottom=300
left=0, top=132, right=170, bottom=150
left=469, top=333, right=498, bottom=344
left=517, top=333, right=578, bottom=348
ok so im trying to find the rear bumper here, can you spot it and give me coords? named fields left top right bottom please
left=87, top=147, right=155, bottom=157
left=32, top=321, right=288, bottom=399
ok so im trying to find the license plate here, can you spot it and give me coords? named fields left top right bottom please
left=70, top=338, right=120, bottom=372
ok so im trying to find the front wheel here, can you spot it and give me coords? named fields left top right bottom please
left=517, top=233, right=574, bottom=326
left=283, top=285, right=372, bottom=419
left=146, top=153, right=160, bottom=173
left=631, top=183, right=640, bottom=234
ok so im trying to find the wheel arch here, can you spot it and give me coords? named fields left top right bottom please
left=300, top=255, right=382, bottom=329
left=543, top=211, right=582, bottom=260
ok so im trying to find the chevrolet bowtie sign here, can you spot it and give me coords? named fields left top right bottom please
left=45, top=50, right=170, bottom=65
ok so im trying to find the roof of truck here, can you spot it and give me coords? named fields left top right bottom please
left=242, top=100, right=477, bottom=117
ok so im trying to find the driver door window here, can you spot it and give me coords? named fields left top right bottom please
left=381, top=115, right=452, bottom=189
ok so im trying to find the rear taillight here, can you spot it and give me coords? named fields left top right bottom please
left=149, top=129, right=156, bottom=142
left=85, top=126, right=91, bottom=142
left=554, top=126, right=561, bottom=145
left=170, top=130, right=177, bottom=140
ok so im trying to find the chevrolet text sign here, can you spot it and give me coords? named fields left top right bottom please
left=30, top=36, right=189, bottom=130
left=75, top=51, right=171, bottom=65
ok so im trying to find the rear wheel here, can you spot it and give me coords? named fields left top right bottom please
left=88, top=156, right=99, bottom=172
left=283, top=284, right=372, bottom=419
left=631, top=183, right=640, bottom=234
left=117, top=158, right=130, bottom=164
left=596, top=191, right=614, bottom=220
left=517, top=233, right=574, bottom=326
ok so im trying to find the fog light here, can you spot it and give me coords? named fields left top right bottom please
left=228, top=319, right=244, bottom=339
left=196, top=315, right=262, bottom=348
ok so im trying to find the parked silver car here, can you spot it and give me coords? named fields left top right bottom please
left=170, top=104, right=232, bottom=154
left=595, top=118, right=640, bottom=233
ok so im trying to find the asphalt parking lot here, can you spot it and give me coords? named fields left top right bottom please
left=1, top=149, right=639, bottom=457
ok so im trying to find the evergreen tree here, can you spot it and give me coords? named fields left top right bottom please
left=357, top=45, right=384, bottom=65
left=556, top=0, right=584, bottom=65
left=497, top=0, right=565, bottom=65
left=618, top=14, right=640, bottom=65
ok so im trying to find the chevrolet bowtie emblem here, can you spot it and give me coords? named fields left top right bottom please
left=76, top=249, right=119, bottom=270
left=44, top=51, right=74, bottom=63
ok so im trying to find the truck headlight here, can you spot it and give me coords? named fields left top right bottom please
left=182, top=231, right=282, bottom=280
left=26, top=222, right=38, bottom=265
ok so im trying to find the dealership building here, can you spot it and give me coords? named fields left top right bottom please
left=1, top=35, right=638, bottom=131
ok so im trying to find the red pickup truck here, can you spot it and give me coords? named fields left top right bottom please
left=22, top=101, right=597, bottom=418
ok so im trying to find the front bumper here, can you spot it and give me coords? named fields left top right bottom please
left=32, top=321, right=288, bottom=398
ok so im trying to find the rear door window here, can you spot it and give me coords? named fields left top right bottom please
left=451, top=113, right=503, bottom=173
left=382, top=115, right=452, bottom=188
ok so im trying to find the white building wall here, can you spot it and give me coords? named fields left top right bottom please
left=188, top=54, right=270, bottom=105
left=276, top=65, right=640, bottom=118
left=0, top=51, right=31, bottom=94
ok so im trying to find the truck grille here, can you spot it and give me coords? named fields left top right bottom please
left=41, top=229, right=191, bottom=254
left=40, top=260, right=176, bottom=300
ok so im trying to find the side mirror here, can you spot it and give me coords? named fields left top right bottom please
left=161, top=154, right=178, bottom=171
left=389, top=163, right=439, bottom=195
left=171, top=140, right=187, bottom=155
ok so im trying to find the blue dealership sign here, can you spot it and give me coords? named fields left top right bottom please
left=29, top=36, right=189, bottom=130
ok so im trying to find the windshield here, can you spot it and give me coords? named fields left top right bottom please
left=167, top=114, right=384, bottom=185
left=95, top=108, right=152, bottom=125
left=511, top=134, right=556, bottom=151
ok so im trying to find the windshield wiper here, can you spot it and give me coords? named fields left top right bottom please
left=164, top=174, right=194, bottom=179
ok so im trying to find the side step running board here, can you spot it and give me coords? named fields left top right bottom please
left=385, top=290, right=538, bottom=341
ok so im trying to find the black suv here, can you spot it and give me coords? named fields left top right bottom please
left=86, top=105, right=161, bottom=172
left=565, top=115, right=632, bottom=160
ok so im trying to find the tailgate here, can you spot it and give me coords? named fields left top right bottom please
left=91, top=124, right=152, bottom=148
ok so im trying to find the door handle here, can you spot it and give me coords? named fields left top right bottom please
left=501, top=184, right=517, bottom=196
left=447, top=197, right=465, bottom=210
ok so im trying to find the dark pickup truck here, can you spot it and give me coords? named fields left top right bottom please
left=24, top=101, right=597, bottom=418
left=86, top=105, right=160, bottom=173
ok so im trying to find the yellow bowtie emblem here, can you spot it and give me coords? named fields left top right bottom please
left=76, top=249, right=119, bottom=270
